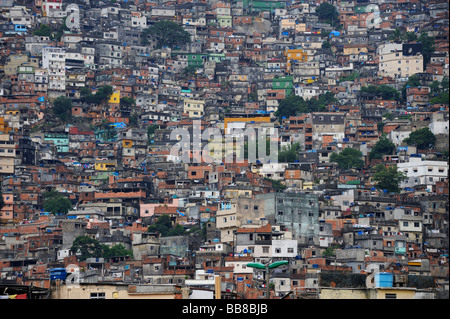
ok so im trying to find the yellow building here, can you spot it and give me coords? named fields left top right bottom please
left=122, top=139, right=133, bottom=148
left=320, top=287, right=419, bottom=299
left=342, top=45, right=368, bottom=56
left=303, top=181, right=314, bottom=190
left=285, top=49, right=307, bottom=73
left=94, top=159, right=117, bottom=171
left=108, top=91, right=121, bottom=104
left=0, top=117, right=14, bottom=133
left=183, top=98, right=205, bottom=118
left=224, top=116, right=271, bottom=131
left=50, top=282, right=179, bottom=299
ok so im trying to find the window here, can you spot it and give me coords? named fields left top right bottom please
left=385, top=293, right=397, bottom=299
left=90, top=292, right=105, bottom=299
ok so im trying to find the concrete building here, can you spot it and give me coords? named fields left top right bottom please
left=398, top=157, right=448, bottom=190
left=377, top=43, right=424, bottom=79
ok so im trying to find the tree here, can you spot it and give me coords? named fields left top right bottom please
left=403, top=127, right=436, bottom=150
left=33, top=24, right=52, bottom=37
left=418, top=32, right=435, bottom=68
left=322, top=40, right=331, bottom=49
left=147, top=124, right=158, bottom=141
left=389, top=29, right=402, bottom=42
left=278, top=142, right=301, bottom=162
left=275, top=93, right=333, bottom=122
left=120, top=97, right=136, bottom=108
left=264, top=177, right=287, bottom=192
left=181, top=65, right=198, bottom=79
left=360, top=85, right=400, bottom=101
left=275, top=95, right=304, bottom=121
left=53, top=17, right=69, bottom=42
left=102, top=244, right=133, bottom=259
left=70, top=236, right=103, bottom=261
left=84, top=85, right=113, bottom=104
left=0, top=187, right=4, bottom=211
left=369, top=135, right=396, bottom=160
left=243, top=137, right=271, bottom=160
left=401, top=74, right=422, bottom=101
left=315, top=2, right=339, bottom=27
left=142, top=21, right=191, bottom=49
left=428, top=76, right=449, bottom=105
left=52, top=96, right=73, bottom=122
left=330, top=148, right=364, bottom=169
left=430, top=92, right=450, bottom=105
left=323, top=244, right=340, bottom=257
left=43, top=190, right=72, bottom=215
left=372, top=164, right=407, bottom=193
left=147, top=214, right=186, bottom=237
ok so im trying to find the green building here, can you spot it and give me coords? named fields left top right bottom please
left=208, top=53, right=226, bottom=63
left=218, top=15, right=232, bottom=28
left=44, top=132, right=69, bottom=153
left=241, top=0, right=287, bottom=12
left=272, top=76, right=294, bottom=96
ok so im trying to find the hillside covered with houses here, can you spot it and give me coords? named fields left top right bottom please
left=0, top=0, right=448, bottom=300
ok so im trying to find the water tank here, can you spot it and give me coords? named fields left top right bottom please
left=374, top=272, right=393, bottom=288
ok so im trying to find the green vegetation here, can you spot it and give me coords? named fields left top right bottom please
left=70, top=236, right=103, bottom=261
left=330, top=148, right=364, bottom=169
left=264, top=178, right=287, bottom=192
left=418, top=32, right=435, bottom=68
left=147, top=124, right=159, bottom=141
left=322, top=40, right=331, bottom=49
left=33, top=24, right=52, bottom=37
left=429, top=77, right=449, bottom=105
left=275, top=92, right=336, bottom=121
left=0, top=187, right=4, bottom=211
left=147, top=214, right=186, bottom=237
left=360, top=85, right=400, bottom=101
left=142, top=20, right=191, bottom=49
left=82, top=85, right=114, bottom=104
left=389, top=29, right=418, bottom=43
left=372, top=164, right=407, bottom=193
left=102, top=244, right=133, bottom=259
left=339, top=71, right=359, bottom=83
left=369, top=135, right=396, bottom=160
left=52, top=96, right=73, bottom=122
left=43, top=190, right=72, bottom=215
left=70, top=237, right=133, bottom=261
left=315, top=2, right=339, bottom=27
left=278, top=142, right=301, bottom=163
left=403, top=127, right=436, bottom=150
left=322, top=244, right=341, bottom=257
left=120, top=97, right=136, bottom=108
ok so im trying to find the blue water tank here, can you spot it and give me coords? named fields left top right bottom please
left=375, top=272, right=393, bottom=288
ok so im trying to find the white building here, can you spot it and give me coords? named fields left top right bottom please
left=42, top=46, right=66, bottom=92
left=272, top=240, right=298, bottom=258
left=9, top=6, right=35, bottom=27
left=429, top=119, right=449, bottom=135
left=258, top=163, right=289, bottom=180
left=388, top=129, right=412, bottom=146
left=42, top=0, right=65, bottom=18
left=397, top=157, right=448, bottom=189
left=376, top=43, right=423, bottom=79
left=131, top=15, right=147, bottom=28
